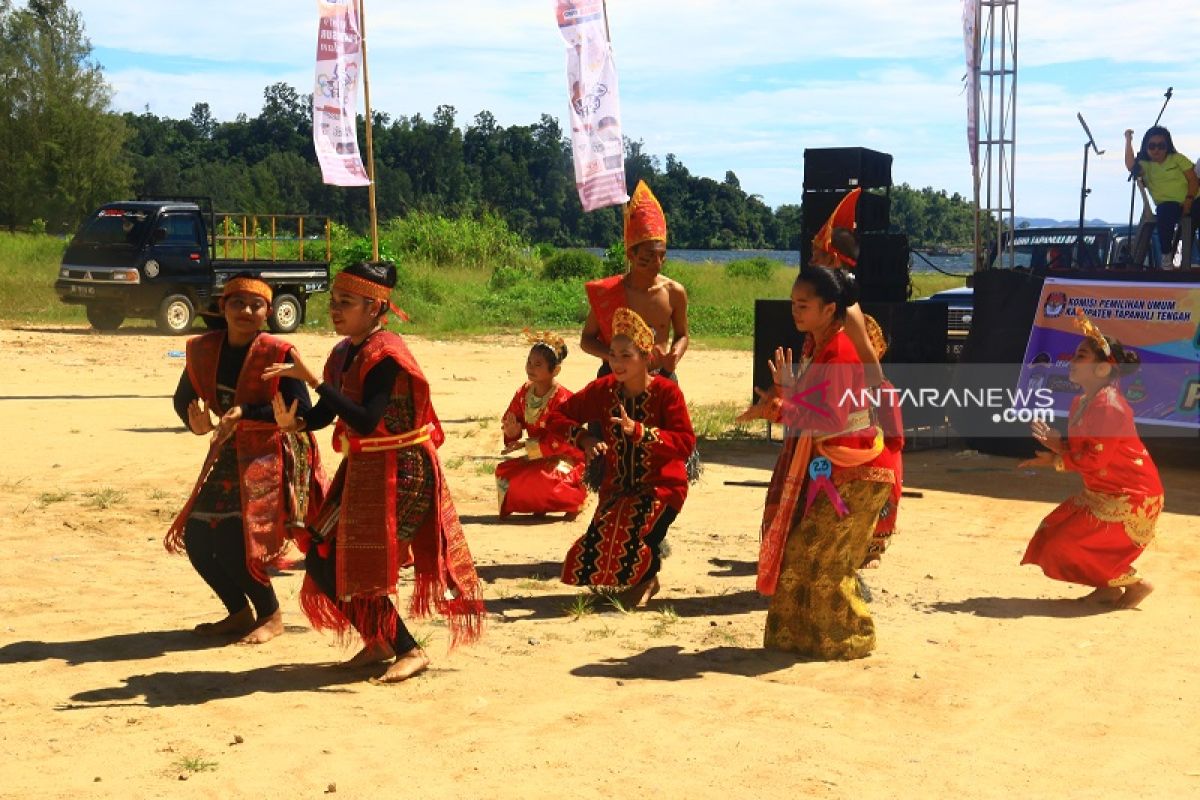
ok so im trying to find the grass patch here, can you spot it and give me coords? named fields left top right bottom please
left=515, top=575, right=548, bottom=590
left=173, top=756, right=217, bottom=774
left=36, top=490, right=71, bottom=506
left=563, top=593, right=595, bottom=620
left=689, top=401, right=760, bottom=441
left=0, top=233, right=78, bottom=325
left=442, top=456, right=465, bottom=470
left=83, top=488, right=125, bottom=509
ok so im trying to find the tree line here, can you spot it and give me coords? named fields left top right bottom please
left=1, top=0, right=977, bottom=249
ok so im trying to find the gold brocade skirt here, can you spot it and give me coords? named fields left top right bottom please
left=765, top=479, right=891, bottom=660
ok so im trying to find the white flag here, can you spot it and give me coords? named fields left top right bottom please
left=963, top=0, right=978, bottom=169
left=556, top=1, right=629, bottom=211
left=314, top=0, right=370, bottom=187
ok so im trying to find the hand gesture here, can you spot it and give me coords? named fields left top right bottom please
left=1030, top=420, right=1064, bottom=454
left=187, top=399, right=215, bottom=435
left=501, top=411, right=522, bottom=441
left=736, top=386, right=782, bottom=423
left=768, top=346, right=796, bottom=392
left=578, top=434, right=607, bottom=463
left=1018, top=450, right=1056, bottom=470
left=652, top=344, right=678, bottom=375
left=610, top=403, right=638, bottom=438
left=262, top=350, right=317, bottom=387
left=1124, top=128, right=1134, bottom=141
left=271, top=393, right=300, bottom=433
left=213, top=405, right=242, bottom=447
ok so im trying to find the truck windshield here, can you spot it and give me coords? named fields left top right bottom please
left=74, top=209, right=152, bottom=247
left=991, top=232, right=1109, bottom=271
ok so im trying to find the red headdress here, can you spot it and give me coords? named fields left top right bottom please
left=624, top=180, right=668, bottom=252
left=812, top=187, right=860, bottom=268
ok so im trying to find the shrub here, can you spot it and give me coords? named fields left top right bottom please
left=489, top=261, right=535, bottom=291
left=724, top=256, right=778, bottom=281
left=602, top=241, right=626, bottom=276
left=542, top=249, right=603, bottom=282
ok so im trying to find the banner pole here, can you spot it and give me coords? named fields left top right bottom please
left=602, top=0, right=612, bottom=42
left=358, top=0, right=380, bottom=261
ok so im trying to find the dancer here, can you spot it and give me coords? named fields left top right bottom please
left=1019, top=310, right=1164, bottom=609
left=543, top=307, right=695, bottom=608
left=167, top=275, right=323, bottom=644
left=265, top=261, right=484, bottom=682
left=740, top=265, right=895, bottom=660
left=496, top=330, right=586, bottom=517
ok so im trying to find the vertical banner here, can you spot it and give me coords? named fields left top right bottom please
left=1016, top=278, right=1200, bottom=431
left=556, top=1, right=629, bottom=211
left=962, top=0, right=978, bottom=168
left=314, top=0, right=370, bottom=187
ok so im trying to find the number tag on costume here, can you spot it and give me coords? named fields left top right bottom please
left=804, top=456, right=849, bottom=517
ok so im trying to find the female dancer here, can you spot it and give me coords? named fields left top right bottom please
left=167, top=275, right=323, bottom=644
left=265, top=261, right=484, bottom=682
left=1020, top=311, right=1164, bottom=609
left=495, top=331, right=586, bottom=517
left=741, top=266, right=895, bottom=660
left=541, top=307, right=695, bottom=608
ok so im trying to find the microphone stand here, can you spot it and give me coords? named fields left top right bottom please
left=1125, top=87, right=1173, bottom=264
left=1076, top=113, right=1104, bottom=269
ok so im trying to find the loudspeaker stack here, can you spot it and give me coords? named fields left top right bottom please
left=801, top=147, right=909, bottom=303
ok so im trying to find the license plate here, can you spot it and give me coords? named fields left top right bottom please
left=70, top=285, right=96, bottom=296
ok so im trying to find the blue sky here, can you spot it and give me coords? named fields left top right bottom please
left=73, top=0, right=1200, bottom=223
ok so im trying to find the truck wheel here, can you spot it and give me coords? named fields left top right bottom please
left=156, top=294, right=195, bottom=335
left=268, top=293, right=302, bottom=334
left=85, top=304, right=125, bottom=331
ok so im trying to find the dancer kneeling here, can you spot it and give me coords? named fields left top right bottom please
left=166, top=275, right=325, bottom=644
left=495, top=331, right=586, bottom=518
left=741, top=266, right=894, bottom=660
left=1019, top=310, right=1163, bottom=609
left=542, top=308, right=695, bottom=608
left=264, top=261, right=484, bottom=682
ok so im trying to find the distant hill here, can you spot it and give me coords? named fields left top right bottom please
left=1015, top=217, right=1113, bottom=228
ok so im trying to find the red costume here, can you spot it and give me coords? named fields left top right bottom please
left=301, top=331, right=484, bottom=645
left=542, top=374, right=695, bottom=587
left=1022, top=386, right=1164, bottom=588
left=496, top=382, right=586, bottom=516
left=166, top=331, right=324, bottom=582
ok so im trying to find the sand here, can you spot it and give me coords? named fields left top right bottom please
left=1, top=324, right=1197, bottom=799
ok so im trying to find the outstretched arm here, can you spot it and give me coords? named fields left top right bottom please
left=1124, top=129, right=1137, bottom=173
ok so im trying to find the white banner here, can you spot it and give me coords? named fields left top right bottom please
left=557, top=1, right=628, bottom=211
left=962, top=0, right=978, bottom=169
left=314, top=0, right=370, bottom=187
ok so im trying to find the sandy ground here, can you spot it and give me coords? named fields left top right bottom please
left=1, top=323, right=1198, bottom=800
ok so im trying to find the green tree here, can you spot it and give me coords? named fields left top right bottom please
left=0, top=0, right=132, bottom=231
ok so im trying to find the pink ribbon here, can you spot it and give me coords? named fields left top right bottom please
left=804, top=456, right=849, bottom=517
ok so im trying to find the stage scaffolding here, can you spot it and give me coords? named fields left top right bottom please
left=971, top=0, right=1018, bottom=271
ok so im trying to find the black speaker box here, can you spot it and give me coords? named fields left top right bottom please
left=856, top=232, right=911, bottom=304
left=804, top=147, right=893, bottom=191
left=752, top=299, right=808, bottom=402
left=802, top=190, right=890, bottom=237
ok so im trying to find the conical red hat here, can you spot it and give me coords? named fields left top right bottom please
left=624, top=180, right=668, bottom=251
left=812, top=187, right=860, bottom=267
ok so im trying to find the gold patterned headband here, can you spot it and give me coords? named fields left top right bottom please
left=1073, top=308, right=1115, bottom=362
left=523, top=328, right=567, bottom=360
left=612, top=307, right=655, bottom=353
left=221, top=277, right=272, bottom=303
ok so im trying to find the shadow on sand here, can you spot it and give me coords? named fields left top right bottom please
left=0, top=629, right=233, bottom=666
left=926, top=595, right=1120, bottom=619
left=570, top=645, right=797, bottom=682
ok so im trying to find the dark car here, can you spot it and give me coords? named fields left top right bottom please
left=911, top=286, right=973, bottom=360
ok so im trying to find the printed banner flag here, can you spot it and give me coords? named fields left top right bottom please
left=962, top=0, right=978, bottom=168
left=556, top=0, right=629, bottom=211
left=1016, top=278, right=1200, bottom=430
left=314, top=0, right=370, bottom=187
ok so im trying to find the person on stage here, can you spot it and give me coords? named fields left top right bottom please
left=1019, top=310, right=1164, bottom=609
left=166, top=275, right=324, bottom=645
left=265, top=261, right=484, bottom=682
left=495, top=330, right=586, bottom=518
left=543, top=307, right=696, bottom=608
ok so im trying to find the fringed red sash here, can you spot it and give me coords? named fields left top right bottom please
left=165, top=332, right=317, bottom=583
left=756, top=433, right=812, bottom=596
left=303, top=331, right=484, bottom=646
left=584, top=274, right=625, bottom=346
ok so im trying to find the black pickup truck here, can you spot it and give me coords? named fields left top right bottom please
left=54, top=200, right=331, bottom=334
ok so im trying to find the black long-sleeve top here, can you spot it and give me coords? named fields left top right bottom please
left=299, top=339, right=404, bottom=436
left=173, top=340, right=311, bottom=428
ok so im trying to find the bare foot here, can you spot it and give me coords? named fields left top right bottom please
left=193, top=606, right=255, bottom=637
left=1078, top=586, right=1123, bottom=604
left=860, top=557, right=881, bottom=570
left=237, top=609, right=284, bottom=645
left=620, top=575, right=660, bottom=609
left=1117, top=580, right=1154, bottom=609
left=376, top=647, right=430, bottom=684
left=340, top=641, right=395, bottom=669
